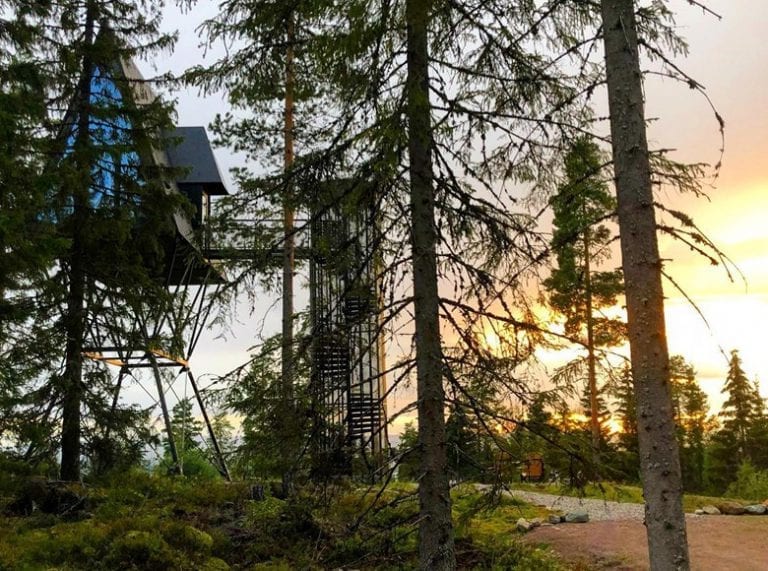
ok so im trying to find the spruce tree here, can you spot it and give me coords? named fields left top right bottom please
left=0, top=4, right=61, bottom=452
left=747, top=386, right=768, bottom=470
left=9, top=1, right=179, bottom=480
left=710, top=350, right=768, bottom=488
left=719, top=350, right=756, bottom=460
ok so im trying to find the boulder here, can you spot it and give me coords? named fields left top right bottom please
left=516, top=518, right=533, bottom=532
left=530, top=517, right=543, bottom=528
left=548, top=514, right=562, bottom=525
left=694, top=509, right=704, bottom=515
left=744, top=504, right=767, bottom=515
left=716, top=501, right=746, bottom=515
left=564, top=510, right=589, bottom=523
left=701, top=505, right=721, bottom=515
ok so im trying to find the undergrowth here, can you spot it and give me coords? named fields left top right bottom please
left=0, top=472, right=564, bottom=570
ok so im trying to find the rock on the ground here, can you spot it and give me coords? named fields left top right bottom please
left=516, top=518, right=533, bottom=532
left=717, top=501, right=746, bottom=515
left=695, top=509, right=704, bottom=515
left=564, top=510, right=589, bottom=523
left=548, top=514, right=562, bottom=525
left=744, top=504, right=767, bottom=515
left=530, top=517, right=544, bottom=528
left=701, top=505, right=721, bottom=515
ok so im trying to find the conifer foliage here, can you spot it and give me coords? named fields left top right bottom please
left=1, top=1, right=180, bottom=480
left=710, top=350, right=768, bottom=488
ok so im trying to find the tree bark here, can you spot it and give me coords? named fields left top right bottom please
left=405, top=1, right=456, bottom=569
left=600, top=1, right=690, bottom=568
left=281, top=12, right=296, bottom=491
left=60, top=3, right=97, bottom=482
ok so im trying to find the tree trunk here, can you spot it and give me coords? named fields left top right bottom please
left=583, top=225, right=601, bottom=456
left=405, top=1, right=456, bottom=569
left=60, top=3, right=97, bottom=482
left=281, top=12, right=296, bottom=492
left=600, top=1, right=690, bottom=568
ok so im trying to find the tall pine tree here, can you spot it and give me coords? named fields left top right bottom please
left=544, top=137, right=624, bottom=454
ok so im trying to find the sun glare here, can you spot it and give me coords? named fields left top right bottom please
left=482, top=329, right=501, bottom=353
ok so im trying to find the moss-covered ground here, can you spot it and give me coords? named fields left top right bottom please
left=0, top=474, right=566, bottom=570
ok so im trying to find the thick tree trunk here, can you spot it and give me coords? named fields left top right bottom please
left=60, top=4, right=97, bottom=482
left=405, top=1, right=456, bottom=569
left=600, top=1, right=690, bottom=569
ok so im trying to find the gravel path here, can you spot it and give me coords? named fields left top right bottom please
left=506, top=489, right=646, bottom=521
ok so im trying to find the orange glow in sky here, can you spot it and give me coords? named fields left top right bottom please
left=175, top=1, right=768, bottom=432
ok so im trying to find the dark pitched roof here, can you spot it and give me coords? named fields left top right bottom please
left=164, top=127, right=229, bottom=195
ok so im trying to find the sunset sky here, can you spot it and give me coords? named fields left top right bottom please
left=144, top=1, right=768, bottom=421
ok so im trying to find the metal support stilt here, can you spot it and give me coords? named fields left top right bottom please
left=148, top=352, right=181, bottom=475
left=109, top=367, right=127, bottom=417
left=187, top=369, right=231, bottom=481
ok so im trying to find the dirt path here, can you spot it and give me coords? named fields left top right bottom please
left=525, top=514, right=768, bottom=570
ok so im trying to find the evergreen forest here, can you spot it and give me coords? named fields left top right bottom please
left=0, top=1, right=764, bottom=570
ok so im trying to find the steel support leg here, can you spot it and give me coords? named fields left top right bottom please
left=187, top=369, right=231, bottom=481
left=148, top=352, right=181, bottom=475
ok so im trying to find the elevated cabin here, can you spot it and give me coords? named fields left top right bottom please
left=68, top=51, right=230, bottom=287
left=163, top=126, right=229, bottom=230
left=159, top=126, right=230, bottom=285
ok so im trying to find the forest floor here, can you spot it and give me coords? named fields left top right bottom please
left=517, top=490, right=768, bottom=570
left=3, top=472, right=765, bottom=569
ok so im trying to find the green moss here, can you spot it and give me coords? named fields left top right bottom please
left=207, top=526, right=233, bottom=558
left=0, top=475, right=575, bottom=570
left=104, top=530, right=180, bottom=569
left=163, top=524, right=214, bottom=554
left=200, top=556, right=230, bottom=570
left=250, top=561, right=298, bottom=570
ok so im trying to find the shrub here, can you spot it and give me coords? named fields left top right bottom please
left=201, top=556, right=231, bottom=570
left=726, top=461, right=768, bottom=502
left=244, top=496, right=285, bottom=529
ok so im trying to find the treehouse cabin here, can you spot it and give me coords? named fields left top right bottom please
left=64, top=37, right=232, bottom=477
left=61, top=39, right=229, bottom=288
left=120, top=58, right=229, bottom=286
